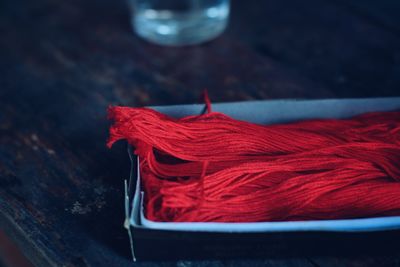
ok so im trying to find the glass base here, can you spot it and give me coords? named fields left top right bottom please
left=132, top=3, right=229, bottom=46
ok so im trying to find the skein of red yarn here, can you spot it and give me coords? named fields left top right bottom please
left=107, top=97, right=400, bottom=223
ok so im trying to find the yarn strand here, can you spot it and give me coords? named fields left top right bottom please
left=108, top=101, right=400, bottom=222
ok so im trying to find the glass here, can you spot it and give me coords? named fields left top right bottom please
left=130, top=0, right=230, bottom=46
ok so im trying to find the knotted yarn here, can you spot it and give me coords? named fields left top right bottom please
left=107, top=99, right=400, bottom=222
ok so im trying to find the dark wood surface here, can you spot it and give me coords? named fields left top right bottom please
left=1, top=0, right=400, bottom=266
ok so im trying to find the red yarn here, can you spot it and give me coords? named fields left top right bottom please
left=107, top=101, right=400, bottom=222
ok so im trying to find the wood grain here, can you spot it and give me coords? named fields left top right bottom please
left=0, top=0, right=399, bottom=266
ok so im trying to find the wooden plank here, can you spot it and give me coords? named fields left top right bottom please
left=330, top=0, right=400, bottom=35
left=0, top=0, right=332, bottom=266
left=0, top=0, right=399, bottom=266
left=0, top=230, right=34, bottom=267
left=228, top=0, right=400, bottom=98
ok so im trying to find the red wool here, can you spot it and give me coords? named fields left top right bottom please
left=107, top=100, right=400, bottom=223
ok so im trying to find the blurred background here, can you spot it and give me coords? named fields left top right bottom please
left=1, top=0, right=400, bottom=266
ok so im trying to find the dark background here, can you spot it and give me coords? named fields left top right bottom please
left=0, top=0, right=400, bottom=266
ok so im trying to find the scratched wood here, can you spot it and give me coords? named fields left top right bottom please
left=0, top=0, right=399, bottom=266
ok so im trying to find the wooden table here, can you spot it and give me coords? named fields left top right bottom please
left=1, top=0, right=400, bottom=266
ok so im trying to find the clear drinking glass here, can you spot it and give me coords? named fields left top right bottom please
left=130, top=0, right=230, bottom=46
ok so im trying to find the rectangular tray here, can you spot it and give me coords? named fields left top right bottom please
left=124, top=97, right=400, bottom=261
